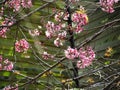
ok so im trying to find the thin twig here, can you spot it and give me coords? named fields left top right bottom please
left=0, top=2, right=53, bottom=30
left=103, top=76, right=120, bottom=90
left=66, top=60, right=120, bottom=83
left=77, top=18, right=120, bottom=48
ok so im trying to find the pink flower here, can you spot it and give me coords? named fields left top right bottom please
left=54, top=12, right=63, bottom=22
left=102, top=7, right=114, bottom=13
left=77, top=58, right=93, bottom=69
left=46, top=21, right=61, bottom=32
left=7, top=0, right=32, bottom=11
left=114, top=0, right=119, bottom=3
left=100, top=0, right=119, bottom=13
left=75, top=24, right=83, bottom=34
left=77, top=46, right=95, bottom=68
left=45, top=21, right=62, bottom=38
left=63, top=12, right=69, bottom=20
left=15, top=39, right=29, bottom=52
left=58, top=31, right=67, bottom=39
left=46, top=21, right=55, bottom=31
left=72, top=12, right=88, bottom=25
left=42, top=52, right=54, bottom=60
left=72, top=7, right=88, bottom=34
left=64, top=47, right=79, bottom=59
left=0, top=18, right=14, bottom=38
left=0, top=28, right=8, bottom=38
left=3, top=84, right=18, bottom=90
left=55, top=24, right=62, bottom=32
left=54, top=38, right=63, bottom=47
left=21, top=0, right=32, bottom=8
left=54, top=12, right=69, bottom=22
left=45, top=21, right=55, bottom=38
left=1, top=18, right=14, bottom=26
left=3, top=85, right=11, bottom=90
left=45, top=30, right=53, bottom=39
left=8, top=0, right=21, bottom=11
left=0, top=56, right=13, bottom=71
left=3, top=59, right=13, bottom=71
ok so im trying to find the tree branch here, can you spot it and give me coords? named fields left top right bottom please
left=77, top=18, right=120, bottom=49
left=103, top=76, right=120, bottom=90
left=66, top=60, right=120, bottom=83
left=0, top=2, right=53, bottom=30
left=66, top=0, right=79, bottom=87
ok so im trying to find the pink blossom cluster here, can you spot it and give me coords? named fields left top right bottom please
left=64, top=47, right=79, bottom=59
left=100, top=0, right=119, bottom=13
left=3, top=84, right=18, bottom=90
left=46, top=11, right=76, bottom=47
left=0, top=18, right=14, bottom=38
left=15, top=39, right=29, bottom=52
left=0, top=55, right=13, bottom=71
left=42, top=52, right=54, bottom=60
left=7, top=0, right=32, bottom=11
left=77, top=46, right=95, bottom=68
left=45, top=21, right=62, bottom=38
left=45, top=21, right=67, bottom=47
left=46, top=11, right=69, bottom=47
left=64, top=46, right=95, bottom=68
left=72, top=9, right=88, bottom=33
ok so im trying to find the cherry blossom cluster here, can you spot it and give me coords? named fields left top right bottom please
left=42, top=52, right=54, bottom=60
left=0, top=55, right=13, bottom=71
left=72, top=7, right=88, bottom=33
left=44, top=16, right=67, bottom=58
left=0, top=18, right=14, bottom=38
left=45, top=21, right=62, bottom=38
left=99, top=0, right=119, bottom=13
left=7, top=0, right=32, bottom=11
left=45, top=11, right=70, bottom=47
left=77, top=46, right=95, bottom=68
left=3, top=84, right=18, bottom=90
left=45, top=21, right=67, bottom=47
left=64, top=46, right=95, bottom=68
left=15, top=39, right=29, bottom=52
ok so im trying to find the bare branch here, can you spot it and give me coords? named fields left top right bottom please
left=66, top=60, right=120, bottom=83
